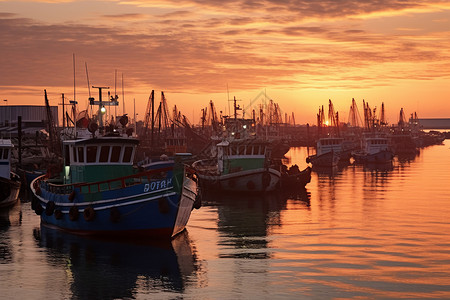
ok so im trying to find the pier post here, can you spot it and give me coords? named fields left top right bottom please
left=18, top=115, right=22, bottom=167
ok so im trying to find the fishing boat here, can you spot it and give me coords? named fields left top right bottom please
left=352, top=135, right=394, bottom=164
left=306, top=137, right=343, bottom=167
left=30, top=87, right=199, bottom=239
left=390, top=132, right=417, bottom=156
left=192, top=138, right=281, bottom=193
left=280, top=164, right=312, bottom=189
left=0, top=139, right=21, bottom=208
left=30, top=133, right=198, bottom=238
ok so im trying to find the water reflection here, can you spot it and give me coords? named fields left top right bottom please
left=396, top=150, right=420, bottom=164
left=360, top=161, right=394, bottom=173
left=204, top=192, right=281, bottom=259
left=0, top=202, right=22, bottom=264
left=0, top=201, right=22, bottom=230
left=202, top=189, right=311, bottom=260
left=282, top=186, right=311, bottom=207
left=33, top=226, right=198, bottom=299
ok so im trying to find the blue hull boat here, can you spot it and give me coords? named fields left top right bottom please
left=30, top=135, right=199, bottom=239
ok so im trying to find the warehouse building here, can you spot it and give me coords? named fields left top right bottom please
left=0, top=105, right=58, bottom=137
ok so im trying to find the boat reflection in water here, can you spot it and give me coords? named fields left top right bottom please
left=0, top=201, right=22, bottom=265
left=33, top=225, right=198, bottom=299
left=0, top=201, right=22, bottom=230
left=202, top=188, right=311, bottom=260
left=362, top=161, right=394, bottom=173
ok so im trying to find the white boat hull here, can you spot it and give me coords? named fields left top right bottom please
left=197, top=168, right=281, bottom=192
left=0, top=175, right=21, bottom=209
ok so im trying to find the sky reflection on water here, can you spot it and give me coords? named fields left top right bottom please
left=1, top=141, right=450, bottom=299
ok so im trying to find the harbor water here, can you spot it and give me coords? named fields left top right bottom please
left=1, top=140, right=450, bottom=299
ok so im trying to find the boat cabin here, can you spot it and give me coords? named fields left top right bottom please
left=362, top=137, right=390, bottom=155
left=0, top=139, right=13, bottom=179
left=217, top=140, right=271, bottom=174
left=317, top=137, right=344, bottom=156
left=63, top=137, right=139, bottom=184
left=165, top=137, right=187, bottom=155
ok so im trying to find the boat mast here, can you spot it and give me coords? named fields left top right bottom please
left=122, top=73, right=125, bottom=116
left=62, top=93, right=65, bottom=131
left=91, top=86, right=109, bottom=133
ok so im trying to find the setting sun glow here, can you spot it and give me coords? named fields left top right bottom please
left=0, top=0, right=449, bottom=124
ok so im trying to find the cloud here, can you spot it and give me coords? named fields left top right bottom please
left=101, top=13, right=148, bottom=21
left=0, top=0, right=449, bottom=101
left=159, top=10, right=192, bottom=18
left=121, top=0, right=450, bottom=19
left=0, top=12, right=17, bottom=18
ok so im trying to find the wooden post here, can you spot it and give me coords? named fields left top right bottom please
left=62, top=93, right=65, bottom=130
left=18, top=116, right=22, bottom=167
left=306, top=123, right=310, bottom=156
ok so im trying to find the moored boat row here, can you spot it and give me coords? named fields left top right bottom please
left=305, top=100, right=445, bottom=169
left=191, top=97, right=311, bottom=193
left=6, top=91, right=446, bottom=242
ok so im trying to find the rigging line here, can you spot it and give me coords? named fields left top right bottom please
left=73, top=53, right=76, bottom=106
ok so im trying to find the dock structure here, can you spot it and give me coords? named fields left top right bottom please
left=416, top=118, right=450, bottom=129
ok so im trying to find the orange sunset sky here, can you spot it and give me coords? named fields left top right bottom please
left=1, top=0, right=449, bottom=125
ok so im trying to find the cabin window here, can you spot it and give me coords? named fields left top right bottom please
left=2, top=149, right=7, bottom=159
left=231, top=146, right=237, bottom=155
left=87, top=146, right=98, bottom=163
left=77, top=147, right=85, bottom=163
left=123, top=146, right=133, bottom=163
left=64, top=145, right=70, bottom=165
left=99, top=146, right=110, bottom=162
left=73, top=146, right=77, bottom=162
left=110, top=146, right=121, bottom=162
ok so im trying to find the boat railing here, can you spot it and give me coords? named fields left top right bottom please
left=37, top=166, right=175, bottom=195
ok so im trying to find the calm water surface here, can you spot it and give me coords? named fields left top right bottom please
left=1, top=140, right=450, bottom=299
